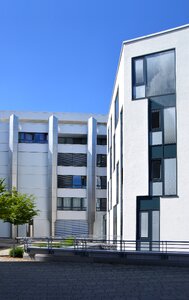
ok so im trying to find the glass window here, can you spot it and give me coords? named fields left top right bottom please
left=164, top=107, right=176, bottom=144
left=96, top=198, right=107, bottom=211
left=151, top=110, right=161, bottom=130
left=18, top=132, right=48, bottom=143
left=134, top=59, right=144, bottom=85
left=97, top=154, right=107, bottom=167
left=164, top=158, right=176, bottom=195
left=133, top=50, right=175, bottom=99
left=133, top=85, right=145, bottom=99
left=146, top=50, right=175, bottom=97
left=115, top=91, right=119, bottom=128
left=140, top=212, right=149, bottom=238
left=151, top=160, right=161, bottom=180
left=97, top=136, right=107, bottom=145
left=63, top=198, right=71, bottom=210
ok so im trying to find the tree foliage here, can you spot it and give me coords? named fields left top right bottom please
left=0, top=181, right=39, bottom=226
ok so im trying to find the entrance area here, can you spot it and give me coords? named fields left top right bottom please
left=137, top=197, right=160, bottom=251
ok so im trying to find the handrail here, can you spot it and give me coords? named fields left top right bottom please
left=17, top=237, right=189, bottom=254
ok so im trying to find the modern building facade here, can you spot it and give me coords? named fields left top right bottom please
left=0, top=111, right=107, bottom=238
left=107, top=24, right=189, bottom=248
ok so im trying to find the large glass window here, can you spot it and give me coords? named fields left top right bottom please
left=146, top=51, right=175, bottom=97
left=133, top=50, right=175, bottom=99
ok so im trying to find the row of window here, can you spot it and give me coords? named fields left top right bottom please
left=57, top=197, right=107, bottom=211
left=58, top=153, right=107, bottom=167
left=58, top=136, right=107, bottom=145
left=57, top=175, right=107, bottom=189
left=19, top=132, right=48, bottom=143
left=18, top=133, right=107, bottom=145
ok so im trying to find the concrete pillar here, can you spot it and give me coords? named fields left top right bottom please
left=87, top=117, right=97, bottom=237
left=48, top=115, right=58, bottom=236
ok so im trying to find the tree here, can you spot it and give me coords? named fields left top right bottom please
left=0, top=187, right=39, bottom=226
left=0, top=180, right=39, bottom=256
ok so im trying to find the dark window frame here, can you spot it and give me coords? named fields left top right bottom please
left=96, top=198, right=107, bottom=211
left=132, top=49, right=176, bottom=100
left=57, top=197, right=87, bottom=211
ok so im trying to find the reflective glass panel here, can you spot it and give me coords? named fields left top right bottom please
left=134, top=59, right=144, bottom=84
left=164, top=158, right=176, bottom=195
left=164, top=107, right=176, bottom=144
left=146, top=50, right=175, bottom=97
left=133, top=85, right=145, bottom=99
left=140, top=212, right=148, bottom=238
left=152, top=211, right=160, bottom=241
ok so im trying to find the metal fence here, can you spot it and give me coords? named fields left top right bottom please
left=18, top=237, right=189, bottom=254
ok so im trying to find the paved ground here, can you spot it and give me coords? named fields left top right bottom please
left=0, top=261, right=189, bottom=300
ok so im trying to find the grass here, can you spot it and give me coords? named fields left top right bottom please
left=33, top=237, right=75, bottom=248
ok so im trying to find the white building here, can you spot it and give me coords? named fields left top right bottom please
left=107, top=24, right=189, bottom=248
left=0, top=111, right=107, bottom=238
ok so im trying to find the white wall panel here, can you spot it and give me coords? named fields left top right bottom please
left=0, top=152, right=9, bottom=166
left=57, top=166, right=87, bottom=176
left=58, top=144, right=87, bottom=153
left=57, top=211, right=86, bottom=220
left=18, top=152, right=48, bottom=166
left=18, top=174, right=48, bottom=189
left=57, top=188, right=87, bottom=198
left=58, top=124, right=87, bottom=135
left=19, top=122, right=48, bottom=132
left=18, top=144, right=48, bottom=153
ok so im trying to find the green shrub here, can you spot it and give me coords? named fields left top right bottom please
left=9, top=247, right=24, bottom=258
left=63, top=237, right=74, bottom=247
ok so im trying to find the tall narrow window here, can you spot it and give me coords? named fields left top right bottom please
left=116, top=162, right=119, bottom=204
left=151, top=160, right=161, bottom=181
left=151, top=110, right=161, bottom=131
left=113, top=135, right=115, bottom=171
left=115, top=90, right=119, bottom=128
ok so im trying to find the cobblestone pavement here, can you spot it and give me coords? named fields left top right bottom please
left=0, top=262, right=189, bottom=300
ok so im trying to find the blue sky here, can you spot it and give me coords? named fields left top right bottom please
left=0, top=0, right=188, bottom=114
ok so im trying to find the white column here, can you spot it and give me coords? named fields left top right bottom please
left=48, top=115, right=58, bottom=236
left=9, top=114, right=18, bottom=190
left=87, top=117, right=97, bottom=236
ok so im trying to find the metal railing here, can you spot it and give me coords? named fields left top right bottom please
left=17, top=237, right=189, bottom=254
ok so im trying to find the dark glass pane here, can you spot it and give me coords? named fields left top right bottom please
left=164, top=144, right=176, bottom=158
left=151, top=111, right=160, bottom=130
left=151, top=146, right=163, bottom=159
left=151, top=160, right=161, bottom=180
left=146, top=50, right=175, bottom=97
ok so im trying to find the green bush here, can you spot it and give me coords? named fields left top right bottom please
left=9, top=247, right=24, bottom=258
left=63, top=237, right=74, bottom=247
